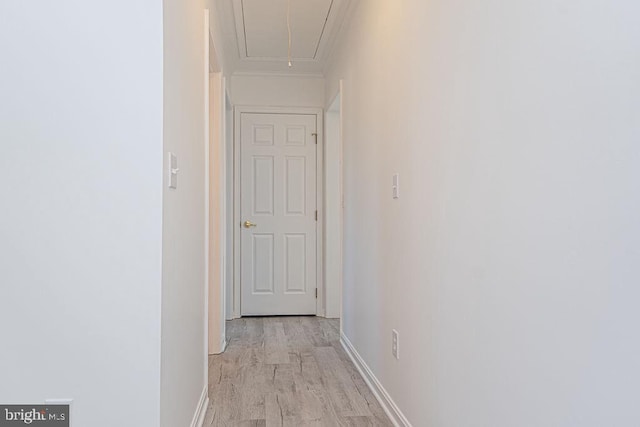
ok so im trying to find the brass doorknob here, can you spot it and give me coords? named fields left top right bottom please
left=243, top=221, right=257, bottom=228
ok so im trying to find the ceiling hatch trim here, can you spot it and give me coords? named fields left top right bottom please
left=312, top=0, right=333, bottom=59
left=231, top=0, right=347, bottom=65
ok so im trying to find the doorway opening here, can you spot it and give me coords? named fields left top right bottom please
left=233, top=107, right=324, bottom=317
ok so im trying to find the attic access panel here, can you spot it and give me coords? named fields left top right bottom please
left=239, top=0, right=333, bottom=59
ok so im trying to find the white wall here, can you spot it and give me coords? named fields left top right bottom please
left=0, top=2, right=164, bottom=426
left=230, top=74, right=324, bottom=107
left=161, top=0, right=208, bottom=425
left=326, top=0, right=640, bottom=425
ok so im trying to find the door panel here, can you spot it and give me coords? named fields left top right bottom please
left=252, top=233, right=274, bottom=294
left=240, top=113, right=317, bottom=315
left=252, top=156, right=274, bottom=215
left=284, top=233, right=307, bottom=293
left=285, top=156, right=307, bottom=215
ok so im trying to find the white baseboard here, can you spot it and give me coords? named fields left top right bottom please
left=209, top=336, right=228, bottom=356
left=190, top=385, right=209, bottom=427
left=340, top=332, right=413, bottom=427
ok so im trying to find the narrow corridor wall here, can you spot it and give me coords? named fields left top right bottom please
left=0, top=1, right=164, bottom=426
left=325, top=0, right=640, bottom=425
left=161, top=0, right=208, bottom=425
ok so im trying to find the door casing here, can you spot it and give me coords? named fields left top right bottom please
left=233, top=106, right=325, bottom=318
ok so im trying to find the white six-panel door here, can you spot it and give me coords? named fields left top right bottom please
left=240, top=113, right=317, bottom=315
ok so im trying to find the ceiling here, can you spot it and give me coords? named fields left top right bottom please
left=213, top=0, right=353, bottom=75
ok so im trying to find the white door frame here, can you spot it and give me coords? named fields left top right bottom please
left=324, top=81, right=344, bottom=321
left=203, top=9, right=210, bottom=393
left=206, top=15, right=227, bottom=355
left=208, top=72, right=227, bottom=354
left=233, top=106, right=325, bottom=318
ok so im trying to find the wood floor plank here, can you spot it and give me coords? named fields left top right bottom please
left=301, top=316, right=332, bottom=347
left=282, top=317, right=315, bottom=350
left=328, top=341, right=393, bottom=424
left=206, top=317, right=392, bottom=427
left=265, top=363, right=296, bottom=394
left=239, top=349, right=266, bottom=421
left=312, top=346, right=372, bottom=418
left=291, top=350, right=325, bottom=393
left=207, top=381, right=241, bottom=424
left=264, top=321, right=290, bottom=364
left=339, top=416, right=376, bottom=426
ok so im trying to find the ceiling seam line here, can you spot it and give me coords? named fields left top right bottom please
left=241, top=0, right=250, bottom=57
left=313, top=0, right=334, bottom=60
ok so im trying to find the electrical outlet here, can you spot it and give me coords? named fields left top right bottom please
left=392, top=329, right=399, bottom=359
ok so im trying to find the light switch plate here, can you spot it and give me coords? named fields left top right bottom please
left=392, top=173, right=400, bottom=199
left=168, top=152, right=178, bottom=189
left=392, top=329, right=399, bottom=359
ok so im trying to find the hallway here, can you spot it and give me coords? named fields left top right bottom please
left=3, top=0, right=640, bottom=425
left=204, top=317, right=392, bottom=426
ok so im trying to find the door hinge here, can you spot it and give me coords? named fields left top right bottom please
left=312, top=132, right=318, bottom=144
left=315, top=288, right=318, bottom=299
left=315, top=210, right=318, bottom=221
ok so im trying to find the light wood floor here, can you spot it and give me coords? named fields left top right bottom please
left=204, top=316, right=393, bottom=426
